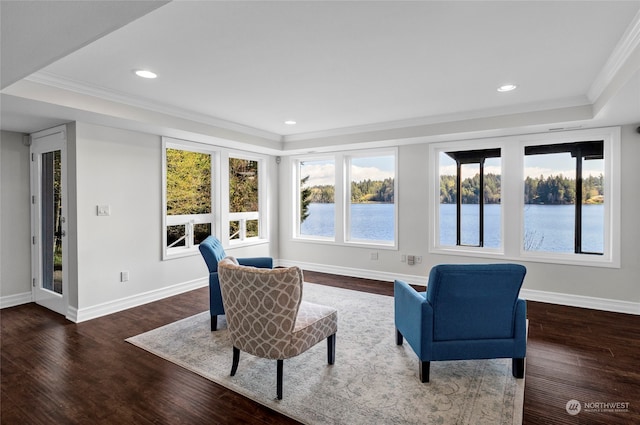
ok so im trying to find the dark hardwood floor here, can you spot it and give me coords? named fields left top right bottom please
left=2, top=271, right=639, bottom=424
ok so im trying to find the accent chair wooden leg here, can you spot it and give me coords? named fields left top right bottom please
left=327, top=334, right=336, bottom=365
left=230, top=346, right=240, bottom=376
left=512, top=358, right=525, bottom=378
left=277, top=359, right=284, bottom=400
left=396, top=329, right=403, bottom=345
left=420, top=360, right=430, bottom=383
left=211, top=315, right=218, bottom=331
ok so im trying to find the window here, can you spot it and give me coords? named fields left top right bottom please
left=298, top=158, right=336, bottom=239
left=439, top=149, right=501, bottom=248
left=295, top=149, right=397, bottom=247
left=430, top=127, right=620, bottom=267
left=162, top=137, right=269, bottom=259
left=229, top=156, right=262, bottom=243
left=347, top=153, right=396, bottom=244
left=523, top=141, right=604, bottom=255
left=163, top=143, right=214, bottom=258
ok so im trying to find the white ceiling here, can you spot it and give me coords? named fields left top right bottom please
left=2, top=1, right=640, bottom=152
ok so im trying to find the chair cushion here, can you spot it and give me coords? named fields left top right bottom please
left=288, top=301, right=338, bottom=358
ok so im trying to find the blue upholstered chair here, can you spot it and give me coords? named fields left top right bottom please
left=394, top=263, right=527, bottom=382
left=198, top=235, right=273, bottom=331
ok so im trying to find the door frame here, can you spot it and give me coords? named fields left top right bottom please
left=30, top=125, right=69, bottom=317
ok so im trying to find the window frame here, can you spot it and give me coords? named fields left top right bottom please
left=292, top=148, right=398, bottom=249
left=226, top=153, right=266, bottom=247
left=162, top=138, right=218, bottom=260
left=523, top=141, right=604, bottom=256
left=429, top=127, right=620, bottom=268
left=293, top=154, right=337, bottom=243
left=345, top=149, right=398, bottom=247
left=442, top=148, right=501, bottom=248
left=162, top=137, right=269, bottom=260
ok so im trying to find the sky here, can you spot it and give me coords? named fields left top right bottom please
left=301, top=156, right=394, bottom=186
left=440, top=153, right=604, bottom=179
left=300, top=151, right=604, bottom=187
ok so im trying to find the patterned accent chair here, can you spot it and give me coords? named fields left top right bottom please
left=218, top=256, right=338, bottom=400
left=198, top=236, right=273, bottom=331
left=394, top=263, right=527, bottom=382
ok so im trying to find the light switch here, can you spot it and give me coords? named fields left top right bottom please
left=97, top=205, right=111, bottom=216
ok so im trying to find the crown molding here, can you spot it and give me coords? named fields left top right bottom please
left=26, top=71, right=282, bottom=142
left=588, top=8, right=640, bottom=103
left=26, top=71, right=593, bottom=148
left=282, top=96, right=591, bottom=143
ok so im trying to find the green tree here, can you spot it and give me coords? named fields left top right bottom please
left=229, top=158, right=258, bottom=213
left=166, top=148, right=211, bottom=215
left=300, top=175, right=312, bottom=223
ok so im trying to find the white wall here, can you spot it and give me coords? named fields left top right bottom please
left=2, top=122, right=638, bottom=316
left=0, top=130, right=32, bottom=307
left=278, top=124, right=640, bottom=314
left=72, top=122, right=277, bottom=321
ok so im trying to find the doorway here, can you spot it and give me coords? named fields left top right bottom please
left=30, top=125, right=68, bottom=316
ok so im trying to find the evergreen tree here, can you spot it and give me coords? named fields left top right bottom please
left=300, top=175, right=312, bottom=223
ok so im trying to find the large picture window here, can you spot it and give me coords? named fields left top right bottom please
left=347, top=153, right=395, bottom=244
left=430, top=127, right=620, bottom=268
left=524, top=141, right=604, bottom=255
left=295, top=149, right=397, bottom=247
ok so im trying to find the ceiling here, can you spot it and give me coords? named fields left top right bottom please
left=2, top=1, right=640, bottom=153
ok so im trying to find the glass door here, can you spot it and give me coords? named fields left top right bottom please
left=30, top=126, right=68, bottom=316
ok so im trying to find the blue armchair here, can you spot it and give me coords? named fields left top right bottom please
left=394, top=263, right=527, bottom=382
left=198, top=235, right=273, bottom=331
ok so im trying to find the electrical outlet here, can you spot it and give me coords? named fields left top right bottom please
left=370, top=252, right=378, bottom=260
left=415, top=256, right=423, bottom=264
left=120, top=271, right=129, bottom=282
left=97, top=205, right=111, bottom=216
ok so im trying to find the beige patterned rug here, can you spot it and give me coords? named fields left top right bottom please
left=127, top=282, right=524, bottom=425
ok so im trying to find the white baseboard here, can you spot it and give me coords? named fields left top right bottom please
left=277, top=259, right=640, bottom=315
left=72, top=277, right=208, bottom=323
left=7, top=263, right=637, bottom=319
left=0, top=291, right=33, bottom=309
left=520, top=288, right=640, bottom=315
left=277, top=259, right=427, bottom=287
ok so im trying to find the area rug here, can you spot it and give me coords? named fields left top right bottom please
left=127, top=283, right=524, bottom=425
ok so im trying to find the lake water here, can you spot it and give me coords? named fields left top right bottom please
left=301, top=203, right=394, bottom=241
left=300, top=202, right=604, bottom=253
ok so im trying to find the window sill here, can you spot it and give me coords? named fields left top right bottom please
left=163, top=247, right=200, bottom=261
left=429, top=246, right=619, bottom=269
left=227, top=238, right=270, bottom=249
left=292, top=236, right=398, bottom=250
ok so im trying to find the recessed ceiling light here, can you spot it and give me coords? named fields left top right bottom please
left=284, top=120, right=297, bottom=125
left=497, top=84, right=517, bottom=92
left=135, top=69, right=157, bottom=79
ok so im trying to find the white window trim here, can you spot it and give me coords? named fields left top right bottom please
left=162, top=137, right=269, bottom=260
left=162, top=138, right=218, bottom=260
left=292, top=148, right=398, bottom=249
left=429, top=127, right=621, bottom=268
